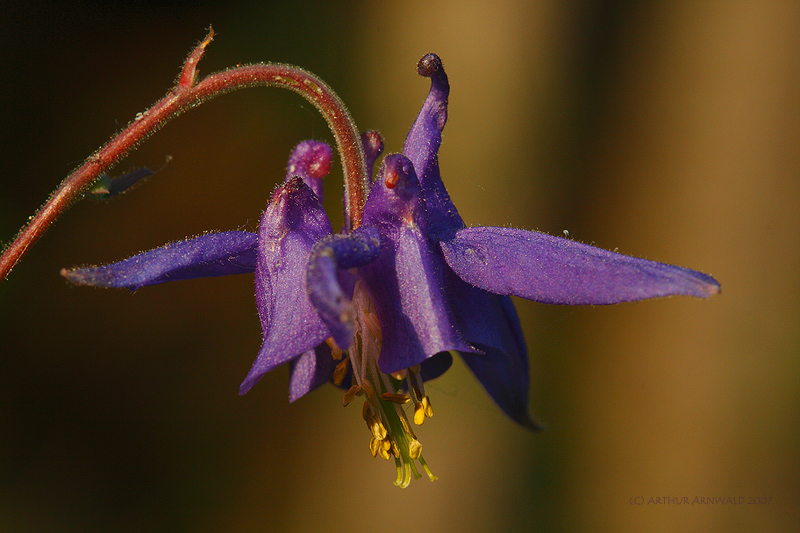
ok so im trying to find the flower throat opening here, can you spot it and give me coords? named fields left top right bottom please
left=327, top=282, right=436, bottom=487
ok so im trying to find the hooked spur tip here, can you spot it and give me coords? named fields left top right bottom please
left=361, top=130, right=384, bottom=161
left=288, top=140, right=332, bottom=180
left=417, top=53, right=443, bottom=78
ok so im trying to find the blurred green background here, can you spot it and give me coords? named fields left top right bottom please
left=2, top=1, right=798, bottom=531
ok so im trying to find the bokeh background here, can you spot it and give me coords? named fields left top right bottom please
left=2, top=1, right=798, bottom=531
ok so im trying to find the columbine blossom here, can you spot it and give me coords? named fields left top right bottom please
left=61, top=53, right=719, bottom=486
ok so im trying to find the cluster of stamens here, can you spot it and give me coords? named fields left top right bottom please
left=326, top=282, right=437, bottom=487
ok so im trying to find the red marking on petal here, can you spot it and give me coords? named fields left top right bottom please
left=384, top=166, right=399, bottom=189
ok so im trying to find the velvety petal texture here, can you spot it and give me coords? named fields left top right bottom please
left=288, top=345, right=338, bottom=403
left=361, top=154, right=476, bottom=374
left=441, top=226, right=721, bottom=304
left=62, top=231, right=257, bottom=290
left=402, top=53, right=537, bottom=425
left=451, top=287, right=538, bottom=428
left=403, top=53, right=462, bottom=238
left=361, top=130, right=385, bottom=182
left=239, top=178, right=334, bottom=395
left=306, top=226, right=382, bottom=349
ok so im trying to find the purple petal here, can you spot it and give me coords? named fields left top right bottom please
left=402, top=57, right=537, bottom=422
left=61, top=231, right=257, bottom=291
left=239, top=178, right=334, bottom=395
left=418, top=351, right=453, bottom=382
left=361, top=155, right=476, bottom=374
left=289, top=268, right=362, bottom=400
left=361, top=130, right=385, bottom=183
left=402, top=53, right=464, bottom=237
left=444, top=270, right=527, bottom=366
left=444, top=268, right=537, bottom=427
left=306, top=226, right=382, bottom=349
left=360, top=230, right=477, bottom=374
left=441, top=226, right=721, bottom=304
left=288, top=345, right=338, bottom=402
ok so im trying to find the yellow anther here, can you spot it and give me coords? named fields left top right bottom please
left=399, top=414, right=410, bottom=433
left=381, top=392, right=411, bottom=404
left=408, top=439, right=422, bottom=460
left=414, top=402, right=426, bottom=426
left=381, top=439, right=392, bottom=452
left=325, top=337, right=344, bottom=360
left=343, top=384, right=360, bottom=406
left=367, top=417, right=387, bottom=441
left=422, top=396, right=434, bottom=418
left=332, top=356, right=349, bottom=386
left=378, top=445, right=391, bottom=460
left=369, top=437, right=380, bottom=458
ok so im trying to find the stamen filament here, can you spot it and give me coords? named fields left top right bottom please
left=326, top=337, right=343, bottom=360
left=348, top=282, right=437, bottom=486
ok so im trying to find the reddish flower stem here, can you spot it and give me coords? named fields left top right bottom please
left=0, top=28, right=367, bottom=282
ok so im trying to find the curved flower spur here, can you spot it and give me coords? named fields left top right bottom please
left=6, top=32, right=720, bottom=487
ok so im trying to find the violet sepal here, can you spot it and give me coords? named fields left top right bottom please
left=441, top=227, right=721, bottom=304
left=61, top=231, right=257, bottom=290
left=288, top=343, right=338, bottom=402
left=360, top=154, right=478, bottom=374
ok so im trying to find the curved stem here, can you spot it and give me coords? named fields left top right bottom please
left=0, top=28, right=367, bottom=282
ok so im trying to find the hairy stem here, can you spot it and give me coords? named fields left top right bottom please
left=0, top=27, right=367, bottom=282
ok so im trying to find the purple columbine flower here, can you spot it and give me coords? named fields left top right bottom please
left=63, top=54, right=720, bottom=487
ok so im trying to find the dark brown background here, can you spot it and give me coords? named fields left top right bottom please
left=1, top=1, right=797, bottom=531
